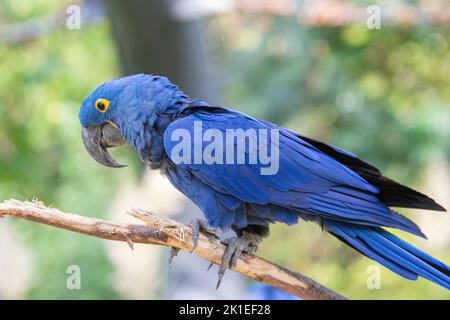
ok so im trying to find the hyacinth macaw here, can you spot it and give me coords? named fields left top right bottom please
left=79, top=74, right=449, bottom=290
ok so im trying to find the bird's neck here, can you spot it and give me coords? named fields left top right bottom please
left=115, top=101, right=187, bottom=171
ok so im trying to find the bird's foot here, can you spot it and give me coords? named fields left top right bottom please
left=216, top=235, right=258, bottom=289
left=168, top=218, right=218, bottom=266
left=190, top=218, right=219, bottom=252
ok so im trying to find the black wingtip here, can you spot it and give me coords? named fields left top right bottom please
left=385, top=194, right=447, bottom=212
left=294, top=132, right=447, bottom=213
left=417, top=196, right=446, bottom=211
left=391, top=201, right=446, bottom=212
left=364, top=175, right=447, bottom=213
left=427, top=201, right=446, bottom=212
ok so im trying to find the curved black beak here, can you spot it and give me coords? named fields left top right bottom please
left=81, top=122, right=127, bottom=168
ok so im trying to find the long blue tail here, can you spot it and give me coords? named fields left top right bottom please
left=323, top=220, right=450, bottom=290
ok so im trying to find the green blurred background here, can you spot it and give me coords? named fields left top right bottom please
left=0, top=0, right=449, bottom=299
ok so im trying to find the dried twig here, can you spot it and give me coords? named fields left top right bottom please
left=0, top=199, right=346, bottom=300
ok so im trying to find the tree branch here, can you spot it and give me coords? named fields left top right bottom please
left=0, top=199, right=346, bottom=300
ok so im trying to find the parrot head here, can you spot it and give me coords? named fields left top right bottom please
left=79, top=74, right=189, bottom=168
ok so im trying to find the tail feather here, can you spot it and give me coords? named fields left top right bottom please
left=323, top=219, right=450, bottom=290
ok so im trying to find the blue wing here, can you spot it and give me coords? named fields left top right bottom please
left=163, top=107, right=423, bottom=237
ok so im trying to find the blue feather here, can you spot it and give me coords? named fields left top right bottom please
left=323, top=220, right=450, bottom=289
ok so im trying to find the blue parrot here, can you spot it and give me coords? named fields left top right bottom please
left=79, top=74, right=449, bottom=290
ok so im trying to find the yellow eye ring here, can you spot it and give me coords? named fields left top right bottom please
left=95, top=98, right=110, bottom=113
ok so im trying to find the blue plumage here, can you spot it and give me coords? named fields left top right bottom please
left=79, top=74, right=449, bottom=290
left=324, top=221, right=450, bottom=289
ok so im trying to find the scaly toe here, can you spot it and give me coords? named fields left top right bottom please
left=190, top=218, right=219, bottom=252
left=230, top=239, right=249, bottom=269
left=216, top=238, right=239, bottom=289
left=215, top=236, right=255, bottom=289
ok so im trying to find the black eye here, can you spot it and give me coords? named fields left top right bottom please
left=97, top=102, right=105, bottom=111
left=95, top=98, right=110, bottom=113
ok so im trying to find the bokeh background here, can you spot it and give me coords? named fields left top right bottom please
left=0, top=0, right=449, bottom=299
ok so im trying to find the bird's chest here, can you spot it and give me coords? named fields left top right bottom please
left=140, top=133, right=170, bottom=170
left=139, top=118, right=175, bottom=170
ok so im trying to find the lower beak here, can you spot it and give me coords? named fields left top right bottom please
left=81, top=122, right=127, bottom=168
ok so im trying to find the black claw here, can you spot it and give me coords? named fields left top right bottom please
left=216, top=255, right=230, bottom=290
left=216, top=275, right=223, bottom=290
left=169, top=247, right=180, bottom=267
left=191, top=220, right=200, bottom=252
left=192, top=238, right=199, bottom=252
left=207, top=262, right=214, bottom=271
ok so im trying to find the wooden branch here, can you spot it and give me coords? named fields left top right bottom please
left=0, top=199, right=346, bottom=300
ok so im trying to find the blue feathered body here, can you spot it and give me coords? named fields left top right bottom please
left=79, top=74, right=450, bottom=290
